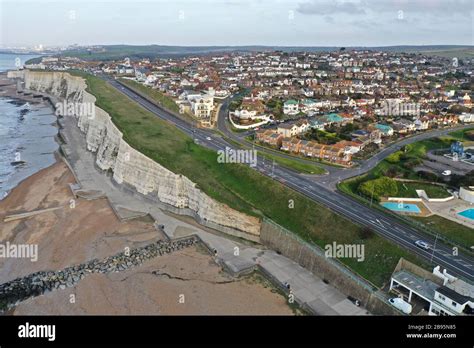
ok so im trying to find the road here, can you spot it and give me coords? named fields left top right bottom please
left=106, top=77, right=474, bottom=283
left=218, top=94, right=474, bottom=188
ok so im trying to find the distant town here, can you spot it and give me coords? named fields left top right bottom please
left=26, top=48, right=473, bottom=167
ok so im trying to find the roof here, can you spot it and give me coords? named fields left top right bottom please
left=284, top=99, right=299, bottom=105
left=375, top=123, right=393, bottom=132
left=436, top=286, right=474, bottom=305
left=327, top=113, right=344, bottom=122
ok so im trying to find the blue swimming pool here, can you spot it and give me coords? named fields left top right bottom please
left=381, top=202, right=421, bottom=213
left=458, top=208, right=474, bottom=220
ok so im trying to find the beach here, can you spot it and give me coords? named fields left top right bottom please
left=0, top=160, right=294, bottom=315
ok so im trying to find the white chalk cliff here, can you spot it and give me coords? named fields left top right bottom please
left=21, top=70, right=261, bottom=240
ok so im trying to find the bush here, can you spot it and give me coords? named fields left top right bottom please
left=465, top=130, right=474, bottom=141
left=386, top=151, right=403, bottom=163
left=402, top=158, right=423, bottom=169
left=417, top=170, right=439, bottom=182
left=384, top=165, right=402, bottom=178
left=358, top=227, right=375, bottom=240
left=358, top=177, right=398, bottom=200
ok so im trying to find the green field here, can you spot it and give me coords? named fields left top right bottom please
left=72, top=71, right=430, bottom=287
left=412, top=215, right=474, bottom=250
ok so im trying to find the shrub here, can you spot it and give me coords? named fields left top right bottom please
left=417, top=170, right=439, bottom=182
left=386, top=151, right=403, bottom=164
left=384, top=165, right=402, bottom=178
left=403, top=158, right=423, bottom=169
left=358, top=177, right=398, bottom=200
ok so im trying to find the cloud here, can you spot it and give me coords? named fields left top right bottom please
left=297, top=0, right=366, bottom=15
left=297, top=0, right=473, bottom=16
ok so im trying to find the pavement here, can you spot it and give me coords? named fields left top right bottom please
left=108, top=78, right=474, bottom=283
left=58, top=112, right=369, bottom=315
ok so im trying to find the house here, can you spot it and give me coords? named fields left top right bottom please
left=374, top=123, right=394, bottom=136
left=296, top=140, right=352, bottom=165
left=256, top=130, right=283, bottom=147
left=392, top=119, right=416, bottom=133
left=281, top=137, right=302, bottom=153
left=459, top=113, right=474, bottom=123
left=390, top=268, right=474, bottom=316
left=277, top=122, right=299, bottom=137
left=300, top=99, right=319, bottom=113
left=189, top=94, right=214, bottom=119
left=283, top=99, right=299, bottom=115
left=336, top=140, right=362, bottom=154
left=414, top=118, right=430, bottom=131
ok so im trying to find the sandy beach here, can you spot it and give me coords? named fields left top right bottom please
left=0, top=159, right=295, bottom=315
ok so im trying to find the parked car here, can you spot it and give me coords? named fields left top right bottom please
left=389, top=298, right=412, bottom=314
left=414, top=240, right=430, bottom=250
left=206, top=136, right=212, bottom=141
left=442, top=170, right=452, bottom=176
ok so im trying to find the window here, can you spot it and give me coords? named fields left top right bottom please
left=452, top=302, right=457, bottom=307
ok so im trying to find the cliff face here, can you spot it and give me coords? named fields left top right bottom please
left=23, top=70, right=261, bottom=240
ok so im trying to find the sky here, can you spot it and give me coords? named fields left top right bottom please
left=0, top=0, right=473, bottom=47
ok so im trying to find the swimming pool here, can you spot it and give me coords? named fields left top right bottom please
left=458, top=208, right=474, bottom=220
left=381, top=202, right=421, bottom=213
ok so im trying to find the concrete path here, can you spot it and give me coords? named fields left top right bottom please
left=59, top=114, right=368, bottom=315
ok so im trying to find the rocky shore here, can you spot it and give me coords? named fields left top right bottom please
left=0, top=236, right=198, bottom=313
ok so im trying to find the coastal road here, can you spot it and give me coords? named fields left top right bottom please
left=106, top=77, right=474, bottom=283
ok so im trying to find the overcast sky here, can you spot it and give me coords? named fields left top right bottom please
left=1, top=0, right=473, bottom=47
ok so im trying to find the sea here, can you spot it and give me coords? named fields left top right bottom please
left=0, top=53, right=59, bottom=200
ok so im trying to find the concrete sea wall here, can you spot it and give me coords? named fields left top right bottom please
left=260, top=219, right=401, bottom=315
left=21, top=70, right=260, bottom=241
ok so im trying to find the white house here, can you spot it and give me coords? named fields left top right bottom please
left=189, top=94, right=214, bottom=119
left=283, top=99, right=299, bottom=115
left=459, top=113, right=474, bottom=123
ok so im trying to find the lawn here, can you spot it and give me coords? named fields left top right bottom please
left=395, top=182, right=451, bottom=199
left=72, top=72, right=429, bottom=287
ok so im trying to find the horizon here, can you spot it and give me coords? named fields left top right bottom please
left=1, top=0, right=473, bottom=47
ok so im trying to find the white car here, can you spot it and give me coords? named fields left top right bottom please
left=414, top=240, right=430, bottom=250
left=442, top=170, right=452, bottom=176
left=389, top=298, right=412, bottom=314
left=206, top=136, right=212, bottom=141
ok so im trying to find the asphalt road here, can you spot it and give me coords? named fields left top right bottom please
left=106, top=77, right=474, bottom=283
left=218, top=94, right=474, bottom=189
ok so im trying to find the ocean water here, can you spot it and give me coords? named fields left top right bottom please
left=0, top=53, right=59, bottom=200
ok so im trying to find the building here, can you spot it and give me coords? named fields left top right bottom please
left=390, top=269, right=474, bottom=316
left=189, top=94, right=214, bottom=119
left=278, top=123, right=299, bottom=137
left=283, top=99, right=299, bottom=115
left=255, top=130, right=283, bottom=147
left=375, top=123, right=394, bottom=136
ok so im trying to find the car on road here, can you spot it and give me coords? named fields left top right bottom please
left=206, top=136, right=212, bottom=141
left=414, top=240, right=430, bottom=250
left=388, top=298, right=412, bottom=314
left=442, top=170, right=452, bottom=176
